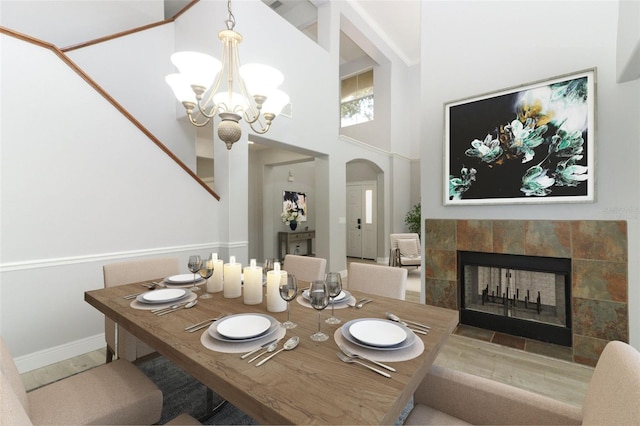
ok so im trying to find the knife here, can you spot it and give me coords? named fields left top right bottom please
left=401, top=318, right=431, bottom=330
left=240, top=338, right=278, bottom=360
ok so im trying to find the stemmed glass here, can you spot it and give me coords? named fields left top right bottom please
left=263, top=258, right=275, bottom=284
left=279, top=274, right=298, bottom=329
left=309, top=280, right=329, bottom=341
left=198, top=259, right=214, bottom=299
left=325, top=272, right=342, bottom=325
left=187, top=255, right=201, bottom=292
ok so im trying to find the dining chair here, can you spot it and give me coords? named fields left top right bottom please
left=389, top=233, right=421, bottom=269
left=282, top=254, right=327, bottom=283
left=347, top=262, right=408, bottom=300
left=103, top=256, right=180, bottom=362
left=404, top=340, right=640, bottom=425
left=0, top=337, right=163, bottom=425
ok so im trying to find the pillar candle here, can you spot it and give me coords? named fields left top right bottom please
left=210, top=253, right=224, bottom=293
left=266, top=262, right=287, bottom=312
left=223, top=256, right=242, bottom=298
left=243, top=259, right=263, bottom=305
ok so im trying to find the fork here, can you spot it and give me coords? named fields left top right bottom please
left=336, top=352, right=390, bottom=378
left=338, top=344, right=396, bottom=372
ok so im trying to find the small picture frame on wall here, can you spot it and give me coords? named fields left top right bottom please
left=444, top=68, right=596, bottom=206
left=283, top=191, right=307, bottom=222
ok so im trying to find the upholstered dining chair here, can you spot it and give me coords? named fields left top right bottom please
left=103, top=256, right=180, bottom=362
left=347, top=262, right=408, bottom=300
left=404, top=340, right=640, bottom=425
left=282, top=254, right=327, bottom=283
left=389, top=233, right=421, bottom=269
left=0, top=337, right=163, bottom=425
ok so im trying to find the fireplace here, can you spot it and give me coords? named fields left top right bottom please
left=424, top=219, right=628, bottom=366
left=459, top=251, right=572, bottom=346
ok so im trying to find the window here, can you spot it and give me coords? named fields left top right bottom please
left=340, top=69, right=374, bottom=127
left=365, top=189, right=373, bottom=224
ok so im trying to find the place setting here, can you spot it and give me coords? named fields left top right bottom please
left=296, top=272, right=354, bottom=313
left=129, top=287, right=198, bottom=312
left=199, top=313, right=287, bottom=354
left=333, top=316, right=426, bottom=363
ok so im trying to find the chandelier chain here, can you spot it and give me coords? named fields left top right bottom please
left=225, top=0, right=236, bottom=31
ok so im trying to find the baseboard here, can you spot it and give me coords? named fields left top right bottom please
left=14, top=334, right=106, bottom=373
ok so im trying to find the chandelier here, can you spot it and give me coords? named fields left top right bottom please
left=165, top=0, right=289, bottom=150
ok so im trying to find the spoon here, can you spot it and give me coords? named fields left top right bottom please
left=157, top=299, right=197, bottom=316
left=386, top=312, right=431, bottom=330
left=247, top=341, right=279, bottom=363
left=256, top=336, right=299, bottom=367
left=385, top=312, right=428, bottom=334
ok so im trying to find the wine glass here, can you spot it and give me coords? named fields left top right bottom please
left=198, top=259, right=214, bottom=299
left=279, top=274, right=298, bottom=329
left=263, top=258, right=275, bottom=285
left=325, top=272, right=342, bottom=325
left=187, top=255, right=201, bottom=292
left=309, top=280, right=329, bottom=341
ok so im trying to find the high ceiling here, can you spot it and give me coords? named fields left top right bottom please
left=264, top=0, right=421, bottom=66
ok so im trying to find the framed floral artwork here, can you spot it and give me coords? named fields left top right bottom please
left=444, top=68, right=595, bottom=205
left=282, top=191, right=307, bottom=222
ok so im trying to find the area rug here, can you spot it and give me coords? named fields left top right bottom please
left=136, top=355, right=257, bottom=425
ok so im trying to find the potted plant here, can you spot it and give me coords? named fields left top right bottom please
left=404, top=202, right=421, bottom=235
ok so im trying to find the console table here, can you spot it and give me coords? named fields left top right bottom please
left=278, top=230, right=315, bottom=259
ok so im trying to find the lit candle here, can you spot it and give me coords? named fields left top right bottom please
left=243, top=259, right=263, bottom=305
left=223, top=256, right=242, bottom=298
left=210, top=253, right=224, bottom=293
left=267, top=262, right=287, bottom=312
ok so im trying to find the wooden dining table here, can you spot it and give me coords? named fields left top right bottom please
left=85, top=280, right=458, bottom=425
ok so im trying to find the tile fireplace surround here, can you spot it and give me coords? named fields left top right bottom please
left=425, top=219, right=628, bottom=366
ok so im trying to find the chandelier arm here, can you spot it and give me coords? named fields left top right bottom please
left=187, top=113, right=213, bottom=127
left=248, top=120, right=271, bottom=134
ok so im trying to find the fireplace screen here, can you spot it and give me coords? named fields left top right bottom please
left=459, top=251, right=572, bottom=346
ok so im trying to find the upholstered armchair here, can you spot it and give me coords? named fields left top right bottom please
left=404, top=340, right=640, bottom=425
left=347, top=262, right=408, bottom=300
left=0, top=337, right=162, bottom=425
left=389, top=233, right=421, bottom=268
left=103, top=257, right=180, bottom=362
left=282, top=254, right=327, bottom=283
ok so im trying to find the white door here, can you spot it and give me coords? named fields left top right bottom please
left=346, top=182, right=377, bottom=259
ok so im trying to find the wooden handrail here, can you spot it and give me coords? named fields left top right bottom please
left=0, top=12, right=220, bottom=200
left=61, top=0, right=200, bottom=52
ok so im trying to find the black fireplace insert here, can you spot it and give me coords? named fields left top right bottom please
left=459, top=251, right=572, bottom=346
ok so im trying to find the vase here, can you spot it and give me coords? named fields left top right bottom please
left=289, top=221, right=298, bottom=231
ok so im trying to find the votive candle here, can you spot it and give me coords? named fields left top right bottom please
left=243, top=259, right=263, bottom=305
left=223, top=256, right=242, bottom=298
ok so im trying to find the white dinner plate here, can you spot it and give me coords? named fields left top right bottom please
left=349, top=319, right=407, bottom=347
left=164, top=273, right=202, bottom=284
left=341, top=319, right=416, bottom=351
left=209, top=315, right=279, bottom=343
left=302, top=289, right=350, bottom=303
left=214, top=314, right=272, bottom=339
left=136, top=288, right=190, bottom=304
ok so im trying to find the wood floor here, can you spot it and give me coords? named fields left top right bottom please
left=21, top=260, right=593, bottom=411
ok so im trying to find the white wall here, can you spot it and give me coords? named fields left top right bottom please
left=420, top=1, right=640, bottom=349
left=0, top=35, right=223, bottom=368
left=0, top=0, right=420, bottom=370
